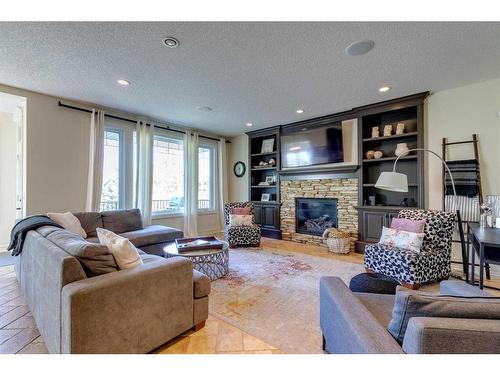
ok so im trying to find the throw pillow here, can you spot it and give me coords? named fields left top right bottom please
left=231, top=206, right=251, bottom=215
left=390, top=218, right=426, bottom=233
left=388, top=286, right=500, bottom=344
left=230, top=214, right=253, bottom=226
left=96, top=228, right=143, bottom=270
left=47, top=211, right=87, bottom=238
left=378, top=226, right=424, bottom=253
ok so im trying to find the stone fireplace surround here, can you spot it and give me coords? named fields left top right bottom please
left=280, top=175, right=358, bottom=250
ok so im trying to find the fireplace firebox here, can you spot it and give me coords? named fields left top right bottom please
left=295, top=198, right=338, bottom=236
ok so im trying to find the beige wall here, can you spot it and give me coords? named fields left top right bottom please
left=426, top=78, right=500, bottom=209
left=227, top=133, right=249, bottom=202
left=0, top=112, right=18, bottom=246
left=426, top=78, right=500, bottom=275
left=0, top=84, right=90, bottom=215
left=0, top=84, right=223, bottom=234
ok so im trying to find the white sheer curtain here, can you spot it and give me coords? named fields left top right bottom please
left=184, top=132, right=199, bottom=236
left=135, top=120, right=155, bottom=225
left=85, top=109, right=105, bottom=212
left=218, top=137, right=228, bottom=231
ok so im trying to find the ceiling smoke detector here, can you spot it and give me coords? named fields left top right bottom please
left=163, top=37, right=180, bottom=48
left=344, top=40, right=375, bottom=56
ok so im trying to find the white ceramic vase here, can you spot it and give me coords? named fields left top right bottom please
left=395, top=143, right=410, bottom=157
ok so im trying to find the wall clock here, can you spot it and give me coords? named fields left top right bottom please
left=233, top=161, right=246, bottom=177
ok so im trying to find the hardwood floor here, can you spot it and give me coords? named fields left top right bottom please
left=1, top=237, right=498, bottom=354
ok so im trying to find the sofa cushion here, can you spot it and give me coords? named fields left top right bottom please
left=120, top=225, right=183, bottom=248
left=101, top=209, right=143, bottom=233
left=388, top=286, right=500, bottom=343
left=72, top=212, right=103, bottom=238
left=193, top=270, right=211, bottom=298
left=44, top=228, right=118, bottom=277
left=355, top=292, right=395, bottom=328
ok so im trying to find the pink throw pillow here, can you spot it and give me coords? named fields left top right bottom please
left=379, top=227, right=425, bottom=253
left=231, top=206, right=251, bottom=215
left=390, top=218, right=426, bottom=233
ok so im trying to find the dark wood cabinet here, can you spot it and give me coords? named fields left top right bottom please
left=355, top=92, right=428, bottom=253
left=247, top=126, right=282, bottom=239
left=360, top=208, right=401, bottom=243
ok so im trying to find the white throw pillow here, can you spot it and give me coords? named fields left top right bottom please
left=379, top=226, right=424, bottom=253
left=96, top=228, right=143, bottom=270
left=47, top=211, right=87, bottom=238
left=230, top=214, right=253, bottom=226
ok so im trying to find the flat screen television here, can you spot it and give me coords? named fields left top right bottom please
left=281, top=122, right=344, bottom=168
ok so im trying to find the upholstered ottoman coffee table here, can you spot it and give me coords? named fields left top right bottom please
left=163, top=241, right=229, bottom=281
left=349, top=272, right=400, bottom=295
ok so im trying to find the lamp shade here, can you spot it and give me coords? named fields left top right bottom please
left=375, top=171, right=408, bottom=192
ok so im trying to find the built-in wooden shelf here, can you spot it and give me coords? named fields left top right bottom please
left=251, top=166, right=277, bottom=171
left=363, top=183, right=417, bottom=187
left=251, top=151, right=277, bottom=157
left=362, top=155, right=417, bottom=163
left=362, top=132, right=418, bottom=142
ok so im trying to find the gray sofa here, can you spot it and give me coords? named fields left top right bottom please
left=73, top=208, right=184, bottom=256
left=320, top=277, right=500, bottom=354
left=15, top=209, right=210, bottom=354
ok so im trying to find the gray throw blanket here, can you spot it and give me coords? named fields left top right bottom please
left=7, top=215, right=62, bottom=256
left=445, top=159, right=480, bottom=197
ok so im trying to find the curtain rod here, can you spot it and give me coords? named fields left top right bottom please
left=58, top=101, right=230, bottom=143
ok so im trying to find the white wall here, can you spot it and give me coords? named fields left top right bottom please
left=227, top=133, right=249, bottom=202
left=0, top=112, right=18, bottom=246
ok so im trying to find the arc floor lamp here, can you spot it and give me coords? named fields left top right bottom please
left=374, top=148, right=468, bottom=276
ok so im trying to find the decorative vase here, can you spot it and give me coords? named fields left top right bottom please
left=373, top=151, right=383, bottom=159
left=396, top=122, right=405, bottom=135
left=383, top=125, right=392, bottom=136
left=395, top=143, right=410, bottom=157
left=365, top=150, right=375, bottom=159
left=371, top=127, right=379, bottom=138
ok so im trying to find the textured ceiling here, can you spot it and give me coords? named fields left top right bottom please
left=0, top=22, right=499, bottom=136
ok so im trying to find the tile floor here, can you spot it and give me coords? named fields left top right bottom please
left=0, top=260, right=280, bottom=354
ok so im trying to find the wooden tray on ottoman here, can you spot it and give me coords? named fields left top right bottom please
left=175, top=236, right=224, bottom=252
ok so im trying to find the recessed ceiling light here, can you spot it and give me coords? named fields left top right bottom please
left=245, top=123, right=253, bottom=127
left=296, top=109, right=304, bottom=114
left=117, top=79, right=130, bottom=86
left=196, top=105, right=212, bottom=112
left=345, top=40, right=375, bottom=56
left=163, top=37, right=180, bottom=48
left=378, top=86, right=391, bottom=93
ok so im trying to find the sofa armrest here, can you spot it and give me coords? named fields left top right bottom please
left=61, top=257, right=194, bottom=353
left=403, top=317, right=500, bottom=354
left=320, top=277, right=403, bottom=354
left=439, top=280, right=491, bottom=297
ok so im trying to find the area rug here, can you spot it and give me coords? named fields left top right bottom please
left=209, top=248, right=364, bottom=354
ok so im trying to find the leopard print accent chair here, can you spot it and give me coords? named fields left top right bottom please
left=364, top=209, right=456, bottom=289
left=224, top=202, right=261, bottom=248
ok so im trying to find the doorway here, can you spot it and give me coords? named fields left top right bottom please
left=0, top=92, right=26, bottom=250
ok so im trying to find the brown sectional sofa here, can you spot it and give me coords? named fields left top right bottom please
left=15, top=209, right=210, bottom=353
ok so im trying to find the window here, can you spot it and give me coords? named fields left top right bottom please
left=152, top=133, right=185, bottom=215
left=100, top=130, right=123, bottom=211
left=198, top=144, right=216, bottom=211
left=101, top=122, right=136, bottom=211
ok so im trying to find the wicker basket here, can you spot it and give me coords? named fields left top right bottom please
left=322, top=228, right=351, bottom=254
